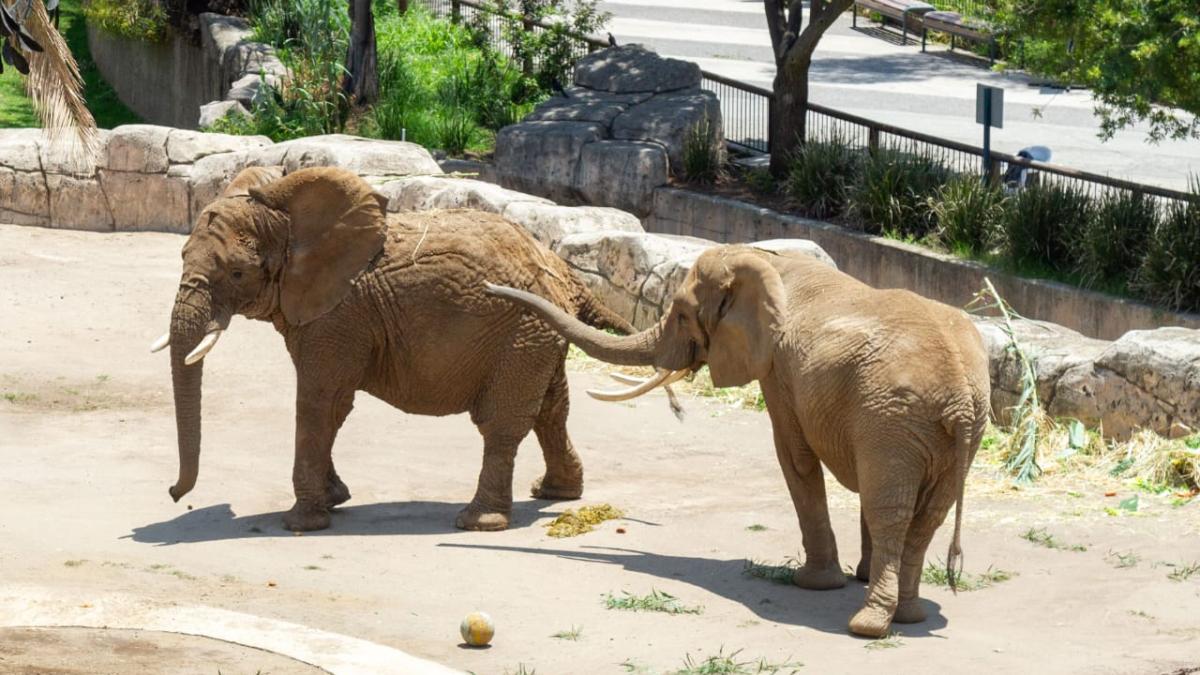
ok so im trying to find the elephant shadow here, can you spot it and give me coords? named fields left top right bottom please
left=126, top=499, right=562, bottom=545
left=439, top=543, right=950, bottom=639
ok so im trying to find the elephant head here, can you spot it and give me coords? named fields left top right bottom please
left=486, top=245, right=787, bottom=400
left=152, top=166, right=389, bottom=502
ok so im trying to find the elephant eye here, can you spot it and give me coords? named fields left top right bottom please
left=232, top=270, right=244, bottom=281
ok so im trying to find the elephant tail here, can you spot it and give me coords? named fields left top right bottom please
left=945, top=398, right=986, bottom=595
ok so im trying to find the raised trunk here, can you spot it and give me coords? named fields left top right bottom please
left=167, top=288, right=210, bottom=502
left=769, top=54, right=811, bottom=176
left=487, top=284, right=661, bottom=366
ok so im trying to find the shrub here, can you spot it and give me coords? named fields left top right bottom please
left=474, top=0, right=609, bottom=95
left=1001, top=181, right=1093, bottom=273
left=432, top=110, right=487, bottom=156
left=681, top=115, right=724, bottom=184
left=784, top=134, right=862, bottom=219
left=1134, top=187, right=1200, bottom=313
left=1075, top=189, right=1158, bottom=289
left=848, top=150, right=950, bottom=238
left=82, top=0, right=169, bottom=42
left=929, top=175, right=1006, bottom=255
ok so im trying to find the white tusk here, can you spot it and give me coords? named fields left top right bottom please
left=588, top=368, right=689, bottom=402
left=609, top=372, right=651, bottom=385
left=149, top=332, right=170, bottom=353
left=184, top=330, right=223, bottom=366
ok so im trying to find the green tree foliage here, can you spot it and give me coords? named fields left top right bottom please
left=996, top=0, right=1199, bottom=142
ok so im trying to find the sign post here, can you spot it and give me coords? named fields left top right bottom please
left=976, top=84, right=1004, bottom=182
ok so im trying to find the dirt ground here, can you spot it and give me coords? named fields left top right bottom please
left=2, top=223, right=1199, bottom=675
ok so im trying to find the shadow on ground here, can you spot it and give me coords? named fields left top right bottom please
left=439, top=542, right=949, bottom=639
left=127, top=500, right=565, bottom=544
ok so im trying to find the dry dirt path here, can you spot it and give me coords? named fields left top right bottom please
left=2, top=223, right=1199, bottom=674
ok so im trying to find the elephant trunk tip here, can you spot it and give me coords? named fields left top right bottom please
left=168, top=482, right=192, bottom=503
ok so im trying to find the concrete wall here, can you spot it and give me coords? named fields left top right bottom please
left=644, top=188, right=1200, bottom=341
left=87, top=25, right=217, bottom=129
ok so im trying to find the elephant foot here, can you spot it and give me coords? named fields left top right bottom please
left=892, top=598, right=927, bottom=624
left=456, top=504, right=510, bottom=531
left=530, top=474, right=583, bottom=500
left=283, top=502, right=331, bottom=532
left=849, top=604, right=894, bottom=638
left=326, top=475, right=352, bottom=508
left=855, top=557, right=870, bottom=583
left=792, top=561, right=847, bottom=590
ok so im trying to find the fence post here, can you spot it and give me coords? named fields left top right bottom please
left=766, top=97, right=774, bottom=155
left=868, top=127, right=880, bottom=157
left=986, top=157, right=1002, bottom=184
left=451, top=0, right=460, bottom=23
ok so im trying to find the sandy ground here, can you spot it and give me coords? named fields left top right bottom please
left=2, top=223, right=1199, bottom=675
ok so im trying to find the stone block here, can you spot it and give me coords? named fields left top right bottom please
left=611, top=88, right=723, bottom=171
left=573, top=44, right=701, bottom=94
left=105, top=125, right=172, bottom=173
left=260, top=134, right=443, bottom=180
left=0, top=167, right=49, bottom=221
left=100, top=171, right=191, bottom=234
left=576, top=140, right=668, bottom=217
left=502, top=202, right=643, bottom=249
left=377, top=176, right=550, bottom=214
left=198, top=100, right=251, bottom=129
left=167, top=129, right=272, bottom=164
left=45, top=174, right=113, bottom=232
left=494, top=122, right=605, bottom=203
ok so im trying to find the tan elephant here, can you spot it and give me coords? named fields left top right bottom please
left=486, top=244, right=990, bottom=638
left=154, top=166, right=633, bottom=532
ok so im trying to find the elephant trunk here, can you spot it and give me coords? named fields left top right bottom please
left=167, top=287, right=212, bottom=502
left=485, top=283, right=661, bottom=366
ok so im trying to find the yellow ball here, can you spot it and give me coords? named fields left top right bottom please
left=460, top=611, right=495, bottom=647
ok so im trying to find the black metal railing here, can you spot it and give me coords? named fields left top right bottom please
left=418, top=0, right=1197, bottom=209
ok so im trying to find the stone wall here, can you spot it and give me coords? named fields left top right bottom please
left=87, top=13, right=287, bottom=129
left=646, top=188, right=1200, bottom=342
left=1, top=126, right=1194, bottom=440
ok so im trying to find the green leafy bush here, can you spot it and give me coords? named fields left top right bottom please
left=785, top=134, right=862, bottom=219
left=848, top=150, right=950, bottom=238
left=1002, top=181, right=1093, bottom=272
left=929, top=175, right=1006, bottom=255
left=681, top=115, right=724, bottom=184
left=473, top=0, right=609, bottom=95
left=1134, top=188, right=1200, bottom=313
left=1075, top=190, right=1157, bottom=289
left=82, top=0, right=168, bottom=42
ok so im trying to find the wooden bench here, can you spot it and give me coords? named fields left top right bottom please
left=852, top=0, right=936, bottom=45
left=921, top=11, right=998, bottom=64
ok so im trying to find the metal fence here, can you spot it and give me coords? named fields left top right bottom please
left=417, top=0, right=1198, bottom=209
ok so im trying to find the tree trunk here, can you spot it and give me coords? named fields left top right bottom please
left=769, top=54, right=811, bottom=176
left=396, top=0, right=409, bottom=13
left=343, top=0, right=379, bottom=105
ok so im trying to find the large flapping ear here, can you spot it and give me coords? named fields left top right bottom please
left=696, top=248, right=786, bottom=387
left=222, top=165, right=284, bottom=198
left=249, top=167, right=387, bottom=326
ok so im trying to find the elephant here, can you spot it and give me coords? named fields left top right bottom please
left=485, top=244, right=991, bottom=638
left=152, top=165, right=634, bottom=532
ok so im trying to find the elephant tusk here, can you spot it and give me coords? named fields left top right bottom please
left=149, top=332, right=170, bottom=353
left=587, top=368, right=689, bottom=402
left=609, top=372, right=651, bottom=385
left=609, top=372, right=687, bottom=419
left=184, top=330, right=222, bottom=366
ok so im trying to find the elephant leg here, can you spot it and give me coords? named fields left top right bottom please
left=325, top=462, right=352, bottom=508
left=761, top=389, right=844, bottom=590
left=849, top=460, right=920, bottom=638
left=457, top=424, right=533, bottom=531
left=530, top=360, right=584, bottom=500
left=283, top=383, right=356, bottom=532
left=856, top=509, right=872, bottom=582
left=894, top=475, right=959, bottom=624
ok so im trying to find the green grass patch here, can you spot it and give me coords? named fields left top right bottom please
left=745, top=524, right=768, bottom=532
left=1021, top=527, right=1087, bottom=552
left=1166, top=561, right=1200, bottom=582
left=863, top=632, right=903, bottom=650
left=550, top=625, right=582, bottom=641
left=920, top=562, right=1014, bottom=591
left=742, top=558, right=800, bottom=585
left=669, top=648, right=802, bottom=674
left=1105, top=550, right=1140, bottom=569
left=604, top=589, right=702, bottom=615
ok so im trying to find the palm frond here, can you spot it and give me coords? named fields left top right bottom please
left=22, top=1, right=99, bottom=168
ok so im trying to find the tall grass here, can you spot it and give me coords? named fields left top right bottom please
left=1134, top=185, right=1200, bottom=312
left=929, top=175, right=1006, bottom=255
left=847, top=150, right=950, bottom=239
left=1001, top=181, right=1093, bottom=273
left=682, top=115, right=725, bottom=184
left=784, top=134, right=862, bottom=218
left=1076, top=190, right=1157, bottom=289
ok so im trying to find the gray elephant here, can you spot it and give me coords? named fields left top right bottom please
left=486, top=244, right=991, bottom=638
left=152, top=166, right=632, bottom=532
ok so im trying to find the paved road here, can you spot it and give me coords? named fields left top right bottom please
left=598, top=0, right=1200, bottom=191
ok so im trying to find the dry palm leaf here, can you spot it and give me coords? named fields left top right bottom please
left=10, top=0, right=99, bottom=168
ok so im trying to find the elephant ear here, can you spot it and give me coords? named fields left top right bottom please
left=222, top=165, right=284, bottom=198
left=697, top=249, right=785, bottom=387
left=249, top=167, right=388, bottom=326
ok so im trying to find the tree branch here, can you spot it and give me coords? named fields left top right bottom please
left=785, top=0, right=805, bottom=38
left=791, top=0, right=853, bottom=60
left=763, top=0, right=787, bottom=57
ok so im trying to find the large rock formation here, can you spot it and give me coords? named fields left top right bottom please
left=495, top=45, right=722, bottom=217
